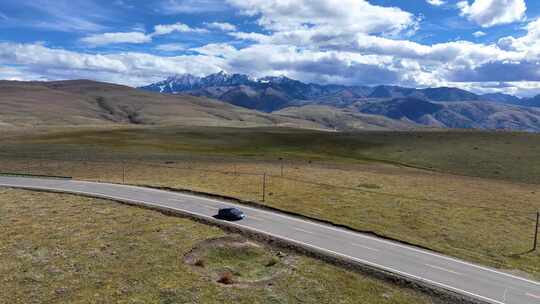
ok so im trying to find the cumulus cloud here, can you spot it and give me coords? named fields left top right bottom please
left=158, top=0, right=230, bottom=14
left=152, top=22, right=208, bottom=36
left=209, top=43, right=400, bottom=86
left=223, top=0, right=421, bottom=75
left=0, top=66, right=46, bottom=81
left=498, top=17, right=540, bottom=52
left=192, top=43, right=238, bottom=57
left=155, top=43, right=188, bottom=52
left=80, top=32, right=151, bottom=46
left=0, top=42, right=224, bottom=86
left=426, top=0, right=446, bottom=6
left=226, top=0, right=417, bottom=35
left=205, top=22, right=237, bottom=32
left=457, top=0, right=526, bottom=28
left=4, top=0, right=540, bottom=97
left=473, top=31, right=486, bottom=37
left=80, top=23, right=207, bottom=46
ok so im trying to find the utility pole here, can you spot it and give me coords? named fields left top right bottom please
left=534, top=211, right=539, bottom=252
left=280, top=158, right=284, bottom=177
left=263, top=172, right=266, bottom=203
left=122, top=162, right=126, bottom=184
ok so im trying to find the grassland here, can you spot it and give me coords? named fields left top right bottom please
left=0, top=188, right=434, bottom=304
left=1, top=126, right=539, bottom=280
left=5, top=126, right=540, bottom=182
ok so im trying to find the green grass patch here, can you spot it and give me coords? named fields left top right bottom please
left=5, top=126, right=540, bottom=183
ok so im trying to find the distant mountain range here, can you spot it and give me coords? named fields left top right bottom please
left=140, top=71, right=540, bottom=110
left=1, top=80, right=420, bottom=131
left=1, top=77, right=539, bottom=132
left=138, top=72, right=540, bottom=132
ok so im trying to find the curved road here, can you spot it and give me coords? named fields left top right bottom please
left=0, top=176, right=538, bottom=304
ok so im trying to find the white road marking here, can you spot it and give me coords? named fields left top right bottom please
left=526, top=293, right=540, bottom=299
left=169, top=198, right=217, bottom=211
left=248, top=213, right=270, bottom=219
left=0, top=179, right=533, bottom=304
left=351, top=243, right=379, bottom=252
left=165, top=186, right=540, bottom=286
left=426, top=264, right=462, bottom=276
left=293, top=227, right=315, bottom=234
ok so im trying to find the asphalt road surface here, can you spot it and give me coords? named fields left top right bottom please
left=0, top=176, right=538, bottom=304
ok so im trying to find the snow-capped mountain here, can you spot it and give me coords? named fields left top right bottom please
left=142, top=71, right=255, bottom=94
left=136, top=72, right=540, bottom=131
left=139, top=71, right=373, bottom=111
left=139, top=72, right=529, bottom=113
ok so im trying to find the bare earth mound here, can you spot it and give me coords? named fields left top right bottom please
left=184, top=236, right=295, bottom=287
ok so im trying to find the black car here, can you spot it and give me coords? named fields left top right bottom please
left=217, top=208, right=246, bottom=221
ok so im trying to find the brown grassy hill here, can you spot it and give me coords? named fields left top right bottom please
left=0, top=80, right=325, bottom=129
left=274, top=105, right=420, bottom=131
left=354, top=97, right=540, bottom=131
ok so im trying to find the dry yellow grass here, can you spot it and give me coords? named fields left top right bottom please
left=1, top=156, right=539, bottom=279
left=0, top=188, right=434, bottom=304
left=1, top=126, right=539, bottom=280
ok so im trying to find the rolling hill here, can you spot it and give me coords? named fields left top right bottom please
left=0, top=80, right=323, bottom=129
left=0, top=80, right=418, bottom=131
left=4, top=78, right=540, bottom=132
left=274, top=105, right=419, bottom=131
left=353, top=97, right=540, bottom=131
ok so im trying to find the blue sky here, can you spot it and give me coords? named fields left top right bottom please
left=1, top=0, right=540, bottom=96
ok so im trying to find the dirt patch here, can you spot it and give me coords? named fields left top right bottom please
left=184, top=235, right=295, bottom=287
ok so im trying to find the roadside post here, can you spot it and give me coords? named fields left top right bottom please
left=262, top=173, right=267, bottom=202
left=122, top=162, right=126, bottom=184
left=534, top=211, right=539, bottom=251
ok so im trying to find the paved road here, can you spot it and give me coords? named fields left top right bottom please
left=0, top=176, right=538, bottom=304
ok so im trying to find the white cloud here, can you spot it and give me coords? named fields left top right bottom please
left=4, top=0, right=540, bottom=97
left=457, top=0, right=526, bottom=28
left=192, top=43, right=238, bottom=57
left=155, top=43, right=188, bottom=52
left=205, top=22, right=237, bottom=32
left=229, top=32, right=270, bottom=43
left=80, top=23, right=207, bottom=46
left=152, top=22, right=208, bottom=36
left=80, top=32, right=151, bottom=46
left=0, top=66, right=46, bottom=81
left=0, top=42, right=224, bottom=86
left=473, top=31, right=486, bottom=37
left=226, top=0, right=417, bottom=35
left=159, top=0, right=229, bottom=14
left=224, top=0, right=421, bottom=75
left=498, top=17, right=540, bottom=52
left=426, top=0, right=446, bottom=6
